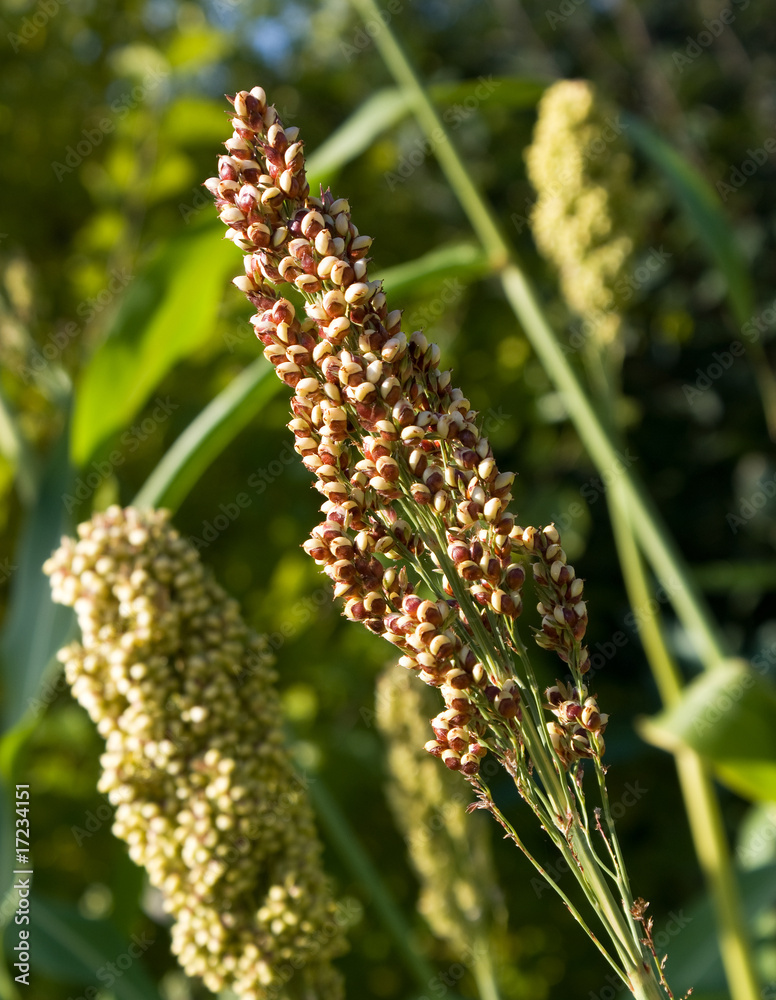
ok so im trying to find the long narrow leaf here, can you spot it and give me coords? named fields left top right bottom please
left=71, top=220, right=234, bottom=467
left=379, top=242, right=490, bottom=299
left=23, top=895, right=162, bottom=1000
left=639, top=660, right=776, bottom=802
left=0, top=424, right=74, bottom=735
left=307, top=79, right=544, bottom=187
left=307, top=89, right=411, bottom=185
left=134, top=357, right=278, bottom=512
left=627, top=117, right=754, bottom=326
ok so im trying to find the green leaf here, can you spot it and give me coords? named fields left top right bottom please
left=431, top=76, right=546, bottom=110
left=639, top=660, right=776, bottom=801
left=655, top=863, right=776, bottom=995
left=307, top=78, right=544, bottom=186
left=134, top=357, right=279, bottom=513
left=11, top=894, right=162, bottom=999
left=627, top=117, right=754, bottom=325
left=0, top=424, right=74, bottom=737
left=378, top=242, right=490, bottom=299
left=306, top=89, right=412, bottom=186
left=71, top=220, right=234, bottom=468
left=162, top=96, right=235, bottom=145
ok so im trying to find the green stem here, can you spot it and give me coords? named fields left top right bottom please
left=309, top=780, right=464, bottom=997
left=608, top=476, right=761, bottom=1000
left=470, top=942, right=502, bottom=1000
left=352, top=0, right=728, bottom=674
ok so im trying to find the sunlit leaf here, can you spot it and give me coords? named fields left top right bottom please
left=639, top=659, right=776, bottom=801
left=307, top=89, right=411, bottom=185
left=134, top=357, right=279, bottom=513
left=71, top=220, right=233, bottom=467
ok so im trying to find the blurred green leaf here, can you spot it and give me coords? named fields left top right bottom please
left=737, top=802, right=776, bottom=870
left=16, top=894, right=162, bottom=999
left=307, top=88, right=411, bottom=185
left=71, top=221, right=233, bottom=467
left=134, top=357, right=279, bottom=513
left=657, top=863, right=776, bottom=995
left=166, top=29, right=231, bottom=69
left=639, top=660, right=776, bottom=801
left=432, top=76, right=546, bottom=109
left=379, top=242, right=490, bottom=299
left=627, top=117, right=754, bottom=325
left=162, top=96, right=235, bottom=145
left=307, top=78, right=544, bottom=186
left=0, top=424, right=74, bottom=737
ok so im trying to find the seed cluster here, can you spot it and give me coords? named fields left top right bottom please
left=208, top=87, right=601, bottom=774
left=45, top=506, right=346, bottom=1000
left=545, top=680, right=608, bottom=768
left=375, top=664, right=504, bottom=956
left=525, top=79, right=643, bottom=347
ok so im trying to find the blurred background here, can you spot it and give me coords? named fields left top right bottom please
left=1, top=0, right=776, bottom=998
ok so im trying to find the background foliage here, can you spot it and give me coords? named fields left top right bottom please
left=1, top=1, right=776, bottom=998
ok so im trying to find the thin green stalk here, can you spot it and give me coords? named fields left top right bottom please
left=352, top=0, right=728, bottom=675
left=396, top=476, right=651, bottom=978
left=472, top=778, right=627, bottom=983
left=308, top=780, right=465, bottom=998
left=470, top=942, right=502, bottom=1000
left=608, top=476, right=761, bottom=1000
left=395, top=468, right=653, bottom=977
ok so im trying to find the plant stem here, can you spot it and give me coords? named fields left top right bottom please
left=470, top=935, right=502, bottom=1000
left=352, top=0, right=728, bottom=674
left=309, top=780, right=463, bottom=997
left=608, top=476, right=761, bottom=1000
